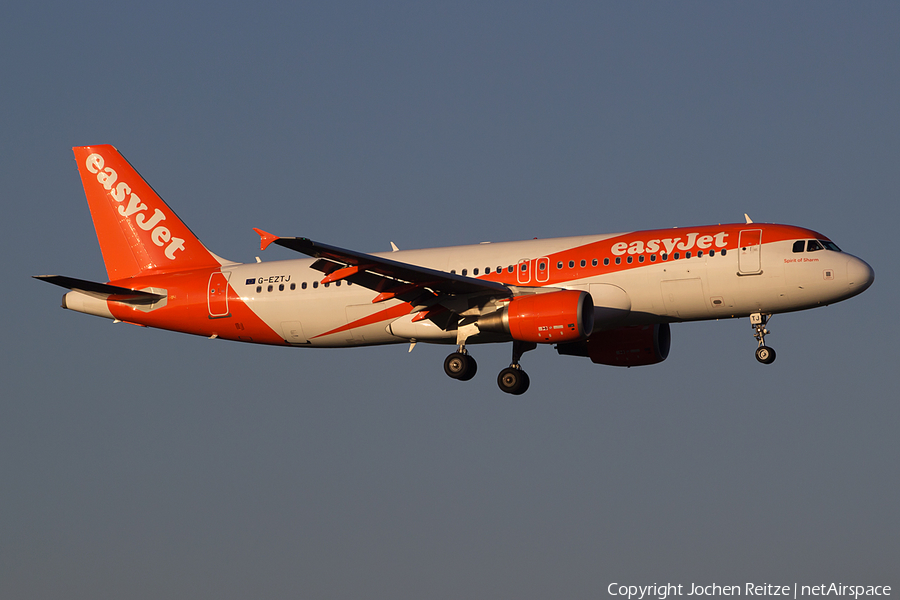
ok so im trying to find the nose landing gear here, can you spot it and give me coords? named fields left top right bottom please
left=751, top=312, right=776, bottom=364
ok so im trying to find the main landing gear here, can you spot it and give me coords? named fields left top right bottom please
left=751, top=312, right=776, bottom=365
left=443, top=349, right=477, bottom=381
left=443, top=340, right=536, bottom=394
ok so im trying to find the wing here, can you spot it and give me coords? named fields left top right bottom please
left=253, top=230, right=512, bottom=318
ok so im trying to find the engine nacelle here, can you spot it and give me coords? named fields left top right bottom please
left=478, top=290, right=594, bottom=344
left=557, top=323, right=671, bottom=366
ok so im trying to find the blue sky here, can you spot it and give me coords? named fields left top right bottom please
left=2, top=2, right=897, bottom=598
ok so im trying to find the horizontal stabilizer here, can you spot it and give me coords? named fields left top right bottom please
left=33, top=275, right=165, bottom=304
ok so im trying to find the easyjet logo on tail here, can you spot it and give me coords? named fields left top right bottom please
left=85, top=153, right=186, bottom=260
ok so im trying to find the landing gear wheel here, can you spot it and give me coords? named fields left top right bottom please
left=444, top=352, right=477, bottom=381
left=755, top=345, right=776, bottom=364
left=498, top=367, right=530, bottom=395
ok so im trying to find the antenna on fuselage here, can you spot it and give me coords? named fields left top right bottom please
left=744, top=214, right=754, bottom=224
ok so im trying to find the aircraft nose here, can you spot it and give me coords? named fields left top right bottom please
left=847, top=257, right=875, bottom=293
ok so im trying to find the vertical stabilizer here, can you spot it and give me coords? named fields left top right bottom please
left=73, top=145, right=222, bottom=280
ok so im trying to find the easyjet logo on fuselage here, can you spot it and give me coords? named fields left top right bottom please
left=610, top=231, right=729, bottom=257
left=85, top=153, right=186, bottom=260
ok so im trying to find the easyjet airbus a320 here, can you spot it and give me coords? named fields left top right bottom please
left=36, top=145, right=875, bottom=394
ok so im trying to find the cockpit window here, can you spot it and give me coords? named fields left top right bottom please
left=807, top=240, right=824, bottom=252
left=792, top=240, right=805, bottom=253
left=821, top=240, right=841, bottom=252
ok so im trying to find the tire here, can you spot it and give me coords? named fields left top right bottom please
left=444, top=352, right=477, bottom=380
left=755, top=346, right=776, bottom=365
left=458, top=355, right=477, bottom=381
left=514, top=370, right=530, bottom=395
left=498, top=367, right=529, bottom=395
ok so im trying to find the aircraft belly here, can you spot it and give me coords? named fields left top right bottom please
left=654, top=261, right=711, bottom=320
left=660, top=278, right=710, bottom=319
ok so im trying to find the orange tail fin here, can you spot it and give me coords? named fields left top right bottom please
left=73, top=145, right=224, bottom=280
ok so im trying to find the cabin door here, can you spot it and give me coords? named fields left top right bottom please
left=208, top=271, right=231, bottom=318
left=738, top=230, right=762, bottom=274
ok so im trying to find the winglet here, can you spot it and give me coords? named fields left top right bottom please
left=253, top=228, right=280, bottom=251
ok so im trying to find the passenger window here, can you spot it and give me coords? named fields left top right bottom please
left=568, top=260, right=575, bottom=268
left=313, top=281, right=318, bottom=289
left=450, top=269, right=456, bottom=274
left=685, top=251, right=691, bottom=259
left=302, top=282, right=307, bottom=290
left=279, top=284, right=284, bottom=291
left=627, top=256, right=633, bottom=263
left=661, top=253, right=668, bottom=260
left=709, top=250, right=715, bottom=257
left=638, top=255, right=644, bottom=263
left=474, top=268, right=479, bottom=275
left=793, top=240, right=805, bottom=253
left=807, top=240, right=824, bottom=252
left=721, top=248, right=727, bottom=256
left=520, top=264, right=527, bottom=272
left=592, top=259, right=598, bottom=267
left=615, top=257, right=621, bottom=265
left=324, top=282, right=330, bottom=287
left=336, top=280, right=341, bottom=287
left=673, top=253, right=680, bottom=260
left=580, top=259, right=586, bottom=268
left=462, top=269, right=467, bottom=276
left=267, top=285, right=273, bottom=292
left=697, top=251, right=703, bottom=258
left=290, top=283, right=296, bottom=290
left=485, top=267, right=491, bottom=274
left=650, top=254, right=657, bottom=262
left=256, top=285, right=262, bottom=293
left=603, top=258, right=610, bottom=266
left=557, top=262, right=563, bottom=270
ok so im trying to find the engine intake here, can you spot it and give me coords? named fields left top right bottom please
left=478, top=290, right=594, bottom=344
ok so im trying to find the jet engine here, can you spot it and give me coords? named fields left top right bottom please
left=478, top=290, right=594, bottom=344
left=556, top=323, right=671, bottom=366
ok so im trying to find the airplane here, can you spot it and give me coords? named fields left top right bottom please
left=35, top=145, right=875, bottom=394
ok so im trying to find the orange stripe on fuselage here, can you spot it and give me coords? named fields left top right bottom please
left=311, top=303, right=413, bottom=339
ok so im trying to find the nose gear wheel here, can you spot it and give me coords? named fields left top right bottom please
left=751, top=313, right=776, bottom=364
